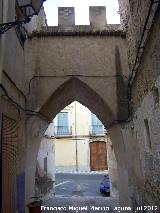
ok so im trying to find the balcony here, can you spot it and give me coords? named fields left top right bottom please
left=54, top=126, right=72, bottom=137
left=89, top=125, right=106, bottom=136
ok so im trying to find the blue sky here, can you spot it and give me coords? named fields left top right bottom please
left=43, top=0, right=120, bottom=26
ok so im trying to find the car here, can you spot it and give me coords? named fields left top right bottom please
left=100, top=175, right=110, bottom=196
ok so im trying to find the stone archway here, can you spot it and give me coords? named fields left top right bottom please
left=25, top=77, right=129, bottom=207
left=39, top=77, right=115, bottom=126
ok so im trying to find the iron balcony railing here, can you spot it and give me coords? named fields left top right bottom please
left=54, top=126, right=72, bottom=136
left=89, top=125, right=106, bottom=136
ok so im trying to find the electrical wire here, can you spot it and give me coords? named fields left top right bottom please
left=0, top=83, right=51, bottom=123
left=27, top=74, right=129, bottom=95
left=127, top=0, right=160, bottom=119
left=128, top=0, right=160, bottom=87
left=0, top=82, right=130, bottom=129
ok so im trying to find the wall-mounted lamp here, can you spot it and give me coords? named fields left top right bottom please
left=0, top=0, right=46, bottom=35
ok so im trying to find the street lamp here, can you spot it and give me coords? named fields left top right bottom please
left=0, top=0, right=46, bottom=35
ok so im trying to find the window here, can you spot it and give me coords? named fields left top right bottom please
left=57, top=112, right=70, bottom=135
left=144, top=118, right=152, bottom=150
left=44, top=157, right=47, bottom=172
left=152, top=87, right=159, bottom=106
left=91, top=113, right=104, bottom=134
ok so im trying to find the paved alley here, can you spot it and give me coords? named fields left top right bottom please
left=41, top=173, right=117, bottom=213
left=42, top=197, right=118, bottom=213
left=55, top=172, right=109, bottom=198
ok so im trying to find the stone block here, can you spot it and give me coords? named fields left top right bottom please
left=89, top=6, right=107, bottom=29
left=58, top=7, right=75, bottom=27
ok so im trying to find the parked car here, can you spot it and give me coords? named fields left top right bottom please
left=100, top=175, right=110, bottom=196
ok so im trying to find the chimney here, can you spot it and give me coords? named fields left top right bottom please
left=89, top=6, right=107, bottom=29
left=58, top=7, right=75, bottom=28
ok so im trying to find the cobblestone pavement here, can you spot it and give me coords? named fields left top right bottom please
left=42, top=197, right=118, bottom=213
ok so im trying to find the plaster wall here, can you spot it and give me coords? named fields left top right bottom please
left=54, top=101, right=91, bottom=172
left=36, top=137, right=55, bottom=200
left=0, top=3, right=48, bottom=211
left=27, top=34, right=129, bottom=124
left=37, top=137, right=55, bottom=180
left=55, top=138, right=90, bottom=172
left=54, top=101, right=92, bottom=136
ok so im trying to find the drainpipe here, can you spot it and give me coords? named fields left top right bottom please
left=74, top=101, right=78, bottom=172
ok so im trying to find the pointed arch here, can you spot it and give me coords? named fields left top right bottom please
left=39, top=77, right=115, bottom=127
left=25, top=77, right=129, bottom=206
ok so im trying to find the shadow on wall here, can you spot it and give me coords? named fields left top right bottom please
left=115, top=46, right=128, bottom=120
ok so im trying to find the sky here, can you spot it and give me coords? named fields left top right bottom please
left=43, top=0, right=120, bottom=26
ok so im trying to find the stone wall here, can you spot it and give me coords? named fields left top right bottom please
left=125, top=0, right=151, bottom=69
left=57, top=6, right=109, bottom=30
left=131, top=6, right=160, bottom=110
left=133, top=77, right=160, bottom=208
left=120, top=0, right=160, bottom=209
left=89, top=6, right=107, bottom=29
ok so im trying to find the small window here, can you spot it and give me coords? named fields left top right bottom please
left=91, top=113, right=104, bottom=135
left=144, top=119, right=152, bottom=150
left=152, top=87, right=159, bottom=106
left=57, top=112, right=70, bottom=135
left=44, top=157, right=47, bottom=172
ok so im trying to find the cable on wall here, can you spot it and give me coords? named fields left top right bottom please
left=128, top=0, right=160, bottom=87
left=0, top=83, right=51, bottom=123
left=127, top=0, right=160, bottom=119
left=27, top=74, right=129, bottom=95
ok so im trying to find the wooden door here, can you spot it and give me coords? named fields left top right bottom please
left=90, top=141, right=107, bottom=171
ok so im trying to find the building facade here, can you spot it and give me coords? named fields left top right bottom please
left=36, top=101, right=111, bottom=199
left=1, top=0, right=160, bottom=212
left=54, top=101, right=108, bottom=172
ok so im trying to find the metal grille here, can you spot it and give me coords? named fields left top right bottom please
left=2, top=115, right=18, bottom=213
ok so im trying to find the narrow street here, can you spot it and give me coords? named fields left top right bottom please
left=55, top=172, right=108, bottom=197
left=42, top=197, right=118, bottom=213
left=42, top=172, right=118, bottom=213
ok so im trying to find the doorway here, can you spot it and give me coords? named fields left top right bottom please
left=90, top=141, right=108, bottom=171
